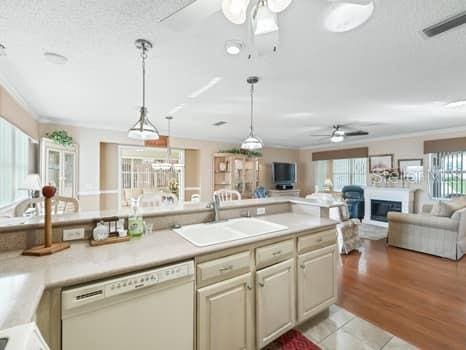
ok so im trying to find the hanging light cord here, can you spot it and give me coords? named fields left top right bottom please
left=250, top=82, right=255, bottom=135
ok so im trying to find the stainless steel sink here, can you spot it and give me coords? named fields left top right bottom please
left=173, top=217, right=288, bottom=247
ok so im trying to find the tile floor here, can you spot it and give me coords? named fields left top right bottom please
left=267, top=305, right=417, bottom=350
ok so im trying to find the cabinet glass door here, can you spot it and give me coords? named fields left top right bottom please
left=47, top=149, right=61, bottom=193
left=63, top=152, right=75, bottom=197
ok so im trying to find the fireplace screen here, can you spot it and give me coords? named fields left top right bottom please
left=371, top=199, right=402, bottom=222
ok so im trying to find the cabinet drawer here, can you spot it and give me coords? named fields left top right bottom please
left=255, top=239, right=294, bottom=268
left=298, top=229, right=336, bottom=253
left=197, top=251, right=250, bottom=286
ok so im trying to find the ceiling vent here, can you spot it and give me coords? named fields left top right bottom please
left=213, top=121, right=228, bottom=126
left=423, top=10, right=466, bottom=37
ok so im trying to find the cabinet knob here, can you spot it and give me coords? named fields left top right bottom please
left=246, top=284, right=252, bottom=290
left=219, top=265, right=233, bottom=272
left=272, top=250, right=282, bottom=256
left=258, top=281, right=264, bottom=287
left=300, top=264, right=306, bottom=269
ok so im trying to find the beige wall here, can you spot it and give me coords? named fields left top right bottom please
left=0, top=85, right=39, bottom=140
left=39, top=123, right=301, bottom=211
left=298, top=129, right=466, bottom=211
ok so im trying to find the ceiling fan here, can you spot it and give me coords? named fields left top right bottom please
left=423, top=10, right=466, bottom=37
left=309, top=125, right=369, bottom=143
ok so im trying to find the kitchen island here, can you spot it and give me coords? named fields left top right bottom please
left=0, top=197, right=341, bottom=350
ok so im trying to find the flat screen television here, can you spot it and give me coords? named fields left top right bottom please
left=272, top=162, right=296, bottom=186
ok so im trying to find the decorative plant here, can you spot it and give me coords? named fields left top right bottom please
left=168, top=179, right=179, bottom=197
left=46, top=130, right=73, bottom=146
left=219, top=148, right=262, bottom=157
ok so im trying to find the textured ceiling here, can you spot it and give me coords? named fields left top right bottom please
left=1, top=0, right=466, bottom=148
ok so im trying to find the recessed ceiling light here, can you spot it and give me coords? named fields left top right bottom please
left=0, top=44, right=6, bottom=56
left=445, top=100, right=466, bottom=109
left=225, top=40, right=243, bottom=55
left=44, top=52, right=68, bottom=64
left=324, top=1, right=374, bottom=33
left=188, top=77, right=222, bottom=98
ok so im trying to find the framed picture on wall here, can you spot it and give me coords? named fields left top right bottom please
left=369, top=154, right=393, bottom=172
left=398, top=158, right=423, bottom=183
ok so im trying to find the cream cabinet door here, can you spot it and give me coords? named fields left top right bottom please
left=297, top=245, right=337, bottom=323
left=197, top=273, right=254, bottom=350
left=256, top=259, right=295, bottom=349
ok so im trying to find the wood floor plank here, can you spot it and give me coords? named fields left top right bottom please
left=337, top=239, right=466, bottom=350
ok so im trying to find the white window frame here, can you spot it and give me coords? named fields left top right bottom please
left=429, top=151, right=466, bottom=199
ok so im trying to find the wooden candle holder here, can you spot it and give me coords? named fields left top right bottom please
left=23, top=186, right=70, bottom=256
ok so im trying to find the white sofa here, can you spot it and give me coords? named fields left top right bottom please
left=388, top=200, right=466, bottom=261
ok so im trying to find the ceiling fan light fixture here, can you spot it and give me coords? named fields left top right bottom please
left=253, top=1, right=279, bottom=35
left=324, top=1, right=374, bottom=33
left=222, top=0, right=251, bottom=24
left=330, top=134, right=344, bottom=143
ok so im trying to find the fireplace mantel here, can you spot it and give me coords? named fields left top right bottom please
left=363, top=186, right=416, bottom=227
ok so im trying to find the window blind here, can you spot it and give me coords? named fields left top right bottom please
left=429, top=151, right=466, bottom=199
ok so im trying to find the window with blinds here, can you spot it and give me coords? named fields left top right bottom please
left=0, top=117, right=30, bottom=207
left=429, top=151, right=466, bottom=199
left=314, top=158, right=367, bottom=191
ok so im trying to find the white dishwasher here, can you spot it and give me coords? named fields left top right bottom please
left=62, top=260, right=194, bottom=350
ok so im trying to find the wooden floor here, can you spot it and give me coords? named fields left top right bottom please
left=337, top=239, right=466, bottom=350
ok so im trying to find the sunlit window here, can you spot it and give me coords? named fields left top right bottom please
left=0, top=117, right=30, bottom=207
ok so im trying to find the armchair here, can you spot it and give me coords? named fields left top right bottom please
left=341, top=186, right=364, bottom=221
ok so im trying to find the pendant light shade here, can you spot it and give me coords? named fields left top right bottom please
left=128, top=39, right=160, bottom=141
left=267, top=0, right=292, bottom=13
left=128, top=107, right=160, bottom=140
left=241, top=76, right=263, bottom=151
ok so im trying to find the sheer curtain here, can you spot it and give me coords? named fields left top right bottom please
left=0, top=117, right=30, bottom=207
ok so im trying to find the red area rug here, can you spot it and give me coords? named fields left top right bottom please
left=277, top=329, right=321, bottom=350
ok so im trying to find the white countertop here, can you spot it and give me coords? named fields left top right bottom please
left=0, top=212, right=336, bottom=330
left=0, top=197, right=343, bottom=233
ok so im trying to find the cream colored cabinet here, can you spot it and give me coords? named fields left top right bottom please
left=297, top=245, right=337, bottom=322
left=197, top=273, right=254, bottom=350
left=256, top=259, right=296, bottom=349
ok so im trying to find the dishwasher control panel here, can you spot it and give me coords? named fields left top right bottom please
left=62, top=261, right=194, bottom=310
left=105, top=261, right=194, bottom=297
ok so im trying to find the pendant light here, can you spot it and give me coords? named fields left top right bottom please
left=128, top=39, right=160, bottom=140
left=241, top=76, right=264, bottom=150
left=153, top=116, right=177, bottom=173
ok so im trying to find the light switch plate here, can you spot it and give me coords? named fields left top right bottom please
left=63, top=228, right=85, bottom=241
left=256, top=207, right=266, bottom=215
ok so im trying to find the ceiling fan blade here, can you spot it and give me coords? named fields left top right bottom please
left=268, top=0, right=292, bottom=13
left=345, top=130, right=369, bottom=136
left=423, top=11, right=466, bottom=37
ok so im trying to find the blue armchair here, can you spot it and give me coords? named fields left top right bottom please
left=341, top=186, right=365, bottom=221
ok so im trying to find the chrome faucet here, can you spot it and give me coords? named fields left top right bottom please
left=208, top=194, right=221, bottom=222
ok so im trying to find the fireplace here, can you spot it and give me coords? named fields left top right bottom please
left=371, top=199, right=402, bottom=222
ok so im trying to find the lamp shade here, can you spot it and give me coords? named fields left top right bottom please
left=253, top=2, right=279, bottom=35
left=241, top=134, right=264, bottom=150
left=128, top=107, right=160, bottom=141
left=19, top=174, right=42, bottom=191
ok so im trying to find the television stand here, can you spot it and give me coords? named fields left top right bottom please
left=268, top=189, right=301, bottom=197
